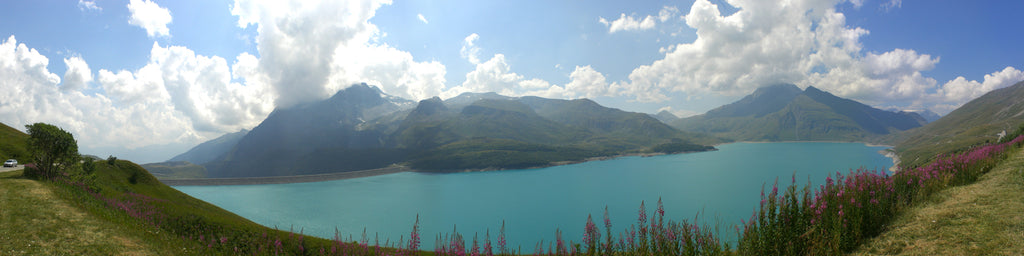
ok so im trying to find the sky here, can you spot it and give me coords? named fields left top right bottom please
left=1, top=0, right=1022, bottom=163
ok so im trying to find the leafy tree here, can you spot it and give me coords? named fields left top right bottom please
left=24, top=123, right=79, bottom=179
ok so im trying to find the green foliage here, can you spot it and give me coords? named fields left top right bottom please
left=107, top=155, right=117, bottom=165
left=651, top=141, right=715, bottom=154
left=24, top=123, right=79, bottom=179
left=409, top=138, right=606, bottom=171
left=82, top=158, right=96, bottom=174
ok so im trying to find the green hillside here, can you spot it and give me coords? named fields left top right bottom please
left=673, top=84, right=926, bottom=142
left=893, top=80, right=1024, bottom=167
left=0, top=122, right=28, bottom=162
left=3, top=158, right=394, bottom=255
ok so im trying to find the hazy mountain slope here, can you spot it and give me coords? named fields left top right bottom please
left=894, top=80, right=1024, bottom=167
left=167, top=129, right=248, bottom=165
left=0, top=122, right=28, bottom=163
left=141, top=161, right=208, bottom=179
left=672, top=84, right=925, bottom=142
left=651, top=110, right=679, bottom=124
left=206, top=84, right=414, bottom=178
left=193, top=84, right=717, bottom=177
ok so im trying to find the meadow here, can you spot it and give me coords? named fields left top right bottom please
left=16, top=131, right=1024, bottom=255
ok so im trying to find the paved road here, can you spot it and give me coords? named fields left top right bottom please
left=0, top=165, right=25, bottom=173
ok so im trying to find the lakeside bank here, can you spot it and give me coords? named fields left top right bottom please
left=161, top=165, right=411, bottom=186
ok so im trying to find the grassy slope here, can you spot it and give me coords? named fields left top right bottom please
left=855, top=147, right=1024, bottom=255
left=3, top=159, right=363, bottom=255
left=0, top=122, right=29, bottom=162
left=0, top=170, right=191, bottom=255
left=892, top=81, right=1024, bottom=167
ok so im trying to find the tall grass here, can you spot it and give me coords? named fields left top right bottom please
left=737, top=135, right=1024, bottom=255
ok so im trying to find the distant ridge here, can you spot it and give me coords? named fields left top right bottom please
left=672, top=84, right=926, bottom=142
left=168, top=129, right=248, bottom=165
left=193, top=83, right=720, bottom=178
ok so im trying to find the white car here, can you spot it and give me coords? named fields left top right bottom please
left=3, top=159, right=16, bottom=167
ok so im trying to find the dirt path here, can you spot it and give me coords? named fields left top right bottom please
left=854, top=148, right=1024, bottom=255
left=0, top=170, right=158, bottom=255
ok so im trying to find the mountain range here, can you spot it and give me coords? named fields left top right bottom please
left=191, top=83, right=718, bottom=178
left=671, top=84, right=927, bottom=142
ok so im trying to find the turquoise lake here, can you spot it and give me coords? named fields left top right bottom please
left=174, top=142, right=892, bottom=249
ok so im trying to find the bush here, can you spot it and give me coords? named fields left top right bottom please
left=24, top=123, right=79, bottom=180
left=107, top=155, right=117, bottom=165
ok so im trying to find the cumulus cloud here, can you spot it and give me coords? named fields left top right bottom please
left=564, top=65, right=611, bottom=99
left=599, top=6, right=679, bottom=34
left=599, top=14, right=655, bottom=33
left=78, top=0, right=101, bottom=12
left=62, top=56, right=93, bottom=91
left=460, top=33, right=482, bottom=65
left=127, top=0, right=172, bottom=38
left=445, top=35, right=615, bottom=100
left=417, top=13, right=428, bottom=24
left=0, top=35, right=274, bottom=163
left=608, top=0, right=1019, bottom=115
left=231, top=0, right=447, bottom=107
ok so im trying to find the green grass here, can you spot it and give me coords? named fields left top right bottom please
left=0, top=170, right=193, bottom=255
left=7, top=159, right=413, bottom=255
left=853, top=147, right=1024, bottom=255
left=0, top=122, right=29, bottom=163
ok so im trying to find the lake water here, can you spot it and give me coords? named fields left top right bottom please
left=174, top=142, right=892, bottom=249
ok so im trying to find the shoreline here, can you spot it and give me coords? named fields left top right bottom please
left=162, top=165, right=411, bottom=186
left=161, top=149, right=718, bottom=186
left=164, top=140, right=897, bottom=186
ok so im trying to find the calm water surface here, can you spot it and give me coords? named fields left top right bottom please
left=175, top=142, right=891, bottom=249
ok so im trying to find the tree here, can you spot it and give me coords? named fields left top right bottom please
left=24, top=123, right=79, bottom=179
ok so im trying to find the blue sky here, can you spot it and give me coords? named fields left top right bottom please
left=1, top=0, right=1022, bottom=163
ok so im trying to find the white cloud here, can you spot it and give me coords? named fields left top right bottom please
left=657, top=106, right=699, bottom=118
left=0, top=35, right=277, bottom=163
left=609, top=0, right=1019, bottom=115
left=127, top=0, right=172, bottom=38
left=564, top=65, right=611, bottom=99
left=62, top=56, right=93, bottom=91
left=934, top=67, right=1024, bottom=106
left=882, top=0, right=902, bottom=11
left=599, top=6, right=679, bottom=34
left=231, top=0, right=447, bottom=107
left=78, top=0, right=101, bottom=12
left=599, top=13, right=656, bottom=33
left=417, top=13, right=428, bottom=24
left=460, top=33, right=481, bottom=65
left=457, top=54, right=522, bottom=96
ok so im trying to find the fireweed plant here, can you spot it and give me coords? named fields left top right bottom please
left=37, top=134, right=1024, bottom=255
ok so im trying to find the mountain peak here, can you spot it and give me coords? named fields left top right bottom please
left=652, top=110, right=679, bottom=123
left=674, top=83, right=926, bottom=141
left=705, top=83, right=803, bottom=118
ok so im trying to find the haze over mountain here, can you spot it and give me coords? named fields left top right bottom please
left=197, top=84, right=717, bottom=178
left=671, top=84, right=927, bottom=142
left=168, top=129, right=249, bottom=165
